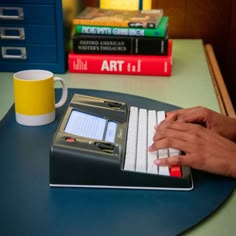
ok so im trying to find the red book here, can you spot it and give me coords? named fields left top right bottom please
left=68, top=40, right=173, bottom=76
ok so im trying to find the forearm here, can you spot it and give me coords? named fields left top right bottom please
left=231, top=118, right=236, bottom=142
left=230, top=164, right=236, bottom=178
left=226, top=143, right=236, bottom=178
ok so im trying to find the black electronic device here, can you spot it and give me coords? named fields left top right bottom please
left=50, top=94, right=193, bottom=190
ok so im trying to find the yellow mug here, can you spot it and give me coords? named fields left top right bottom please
left=13, top=69, right=68, bottom=126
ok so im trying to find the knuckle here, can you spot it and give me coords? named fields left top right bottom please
left=198, top=106, right=209, bottom=116
left=191, top=124, right=204, bottom=136
left=163, top=137, right=173, bottom=147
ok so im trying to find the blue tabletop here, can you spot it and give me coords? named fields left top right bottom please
left=0, top=89, right=235, bottom=236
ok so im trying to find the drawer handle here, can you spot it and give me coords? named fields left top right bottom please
left=1, top=47, right=27, bottom=59
left=0, top=7, right=24, bottom=20
left=0, top=27, right=25, bottom=40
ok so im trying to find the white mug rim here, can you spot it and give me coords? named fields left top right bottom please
left=14, top=69, right=54, bottom=81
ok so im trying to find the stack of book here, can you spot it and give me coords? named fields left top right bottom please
left=68, top=7, right=172, bottom=76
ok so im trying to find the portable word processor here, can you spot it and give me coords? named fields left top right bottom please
left=50, top=94, right=193, bottom=190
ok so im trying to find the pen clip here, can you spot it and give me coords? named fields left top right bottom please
left=104, top=101, right=122, bottom=109
left=95, top=142, right=115, bottom=153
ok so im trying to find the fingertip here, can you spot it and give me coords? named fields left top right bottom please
left=166, top=112, right=171, bottom=117
left=148, top=145, right=154, bottom=152
left=153, top=159, right=160, bottom=165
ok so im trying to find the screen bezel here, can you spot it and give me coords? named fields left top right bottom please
left=63, top=108, right=117, bottom=143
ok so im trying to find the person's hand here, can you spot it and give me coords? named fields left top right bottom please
left=165, top=106, right=236, bottom=141
left=148, top=121, right=236, bottom=178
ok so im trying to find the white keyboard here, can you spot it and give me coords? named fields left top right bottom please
left=124, top=106, right=182, bottom=177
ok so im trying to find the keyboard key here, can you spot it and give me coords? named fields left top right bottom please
left=147, top=110, right=158, bottom=174
left=136, top=109, right=147, bottom=173
left=166, top=111, right=182, bottom=177
left=124, top=106, right=138, bottom=171
left=169, top=148, right=180, bottom=156
left=170, top=165, right=182, bottom=177
left=157, top=110, right=165, bottom=124
left=157, top=111, right=170, bottom=176
left=169, top=149, right=182, bottom=177
left=158, top=149, right=170, bottom=176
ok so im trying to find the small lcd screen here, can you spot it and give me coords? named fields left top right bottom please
left=64, top=110, right=117, bottom=142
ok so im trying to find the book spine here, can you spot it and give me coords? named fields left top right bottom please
left=72, top=34, right=168, bottom=55
left=142, top=0, right=152, bottom=10
left=139, top=0, right=143, bottom=10
left=73, top=7, right=163, bottom=29
left=73, top=19, right=129, bottom=27
left=69, top=40, right=172, bottom=76
left=75, top=17, right=168, bottom=37
left=75, top=25, right=166, bottom=37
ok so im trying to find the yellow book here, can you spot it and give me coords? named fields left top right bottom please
left=99, top=0, right=152, bottom=10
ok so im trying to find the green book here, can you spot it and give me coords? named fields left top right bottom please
left=75, top=16, right=168, bottom=37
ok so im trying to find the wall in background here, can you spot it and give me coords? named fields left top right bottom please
left=83, top=0, right=236, bottom=109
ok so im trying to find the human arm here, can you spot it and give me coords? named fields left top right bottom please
left=164, top=106, right=236, bottom=142
left=148, top=121, right=236, bottom=178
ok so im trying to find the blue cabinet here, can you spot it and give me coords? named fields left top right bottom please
left=0, top=0, right=66, bottom=73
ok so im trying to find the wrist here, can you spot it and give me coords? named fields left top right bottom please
left=230, top=118, right=236, bottom=142
left=228, top=143, right=236, bottom=178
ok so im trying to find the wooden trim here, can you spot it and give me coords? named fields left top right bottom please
left=204, top=44, right=236, bottom=118
left=204, top=45, right=227, bottom=116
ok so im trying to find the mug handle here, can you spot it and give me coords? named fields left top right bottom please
left=54, top=77, right=68, bottom=108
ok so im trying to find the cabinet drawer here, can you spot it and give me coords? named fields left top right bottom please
left=0, top=45, right=57, bottom=63
left=0, top=25, right=56, bottom=44
left=0, top=0, right=55, bottom=4
left=0, top=4, right=55, bottom=24
left=0, top=0, right=66, bottom=73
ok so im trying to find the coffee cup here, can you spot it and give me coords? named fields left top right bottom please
left=13, top=69, right=68, bottom=126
